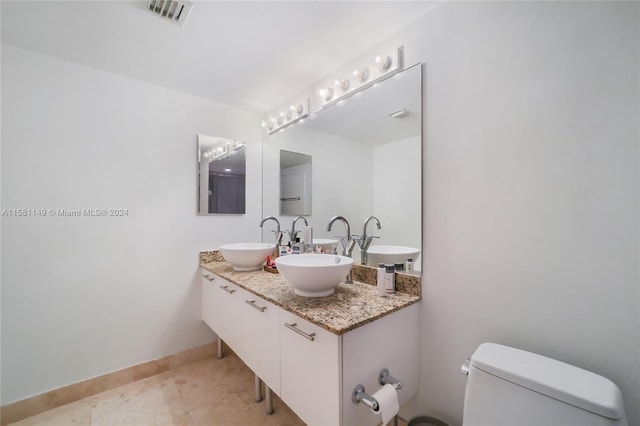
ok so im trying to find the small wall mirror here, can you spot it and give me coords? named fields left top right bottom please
left=197, top=134, right=246, bottom=214
left=280, top=150, right=312, bottom=216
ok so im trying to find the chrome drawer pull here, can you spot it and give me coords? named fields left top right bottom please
left=284, top=322, right=315, bottom=341
left=202, top=274, right=215, bottom=282
left=245, top=300, right=266, bottom=312
left=220, top=285, right=235, bottom=294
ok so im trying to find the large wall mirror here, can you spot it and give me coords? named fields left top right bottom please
left=262, top=64, right=422, bottom=271
left=198, top=134, right=247, bottom=214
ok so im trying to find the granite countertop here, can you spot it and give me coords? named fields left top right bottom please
left=200, top=259, right=421, bottom=335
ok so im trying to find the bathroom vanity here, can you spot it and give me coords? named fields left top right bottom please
left=200, top=253, right=420, bottom=426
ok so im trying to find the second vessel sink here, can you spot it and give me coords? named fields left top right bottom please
left=366, top=245, right=420, bottom=267
left=275, top=254, right=353, bottom=297
left=219, top=243, right=276, bottom=271
left=312, top=238, right=339, bottom=253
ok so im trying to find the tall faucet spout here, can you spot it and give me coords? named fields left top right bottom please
left=260, top=216, right=283, bottom=246
left=327, top=215, right=355, bottom=283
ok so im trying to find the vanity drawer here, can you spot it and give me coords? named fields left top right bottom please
left=201, top=270, right=245, bottom=353
left=280, top=311, right=341, bottom=426
left=241, top=293, right=281, bottom=395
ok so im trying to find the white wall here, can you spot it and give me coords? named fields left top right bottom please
left=0, top=45, right=262, bottom=404
left=386, top=2, right=638, bottom=424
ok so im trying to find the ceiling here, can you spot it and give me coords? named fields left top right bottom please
left=1, top=1, right=439, bottom=114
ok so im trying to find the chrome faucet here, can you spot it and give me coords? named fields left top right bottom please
left=288, top=216, right=308, bottom=244
left=327, top=215, right=356, bottom=283
left=355, top=216, right=381, bottom=265
left=260, top=216, right=283, bottom=246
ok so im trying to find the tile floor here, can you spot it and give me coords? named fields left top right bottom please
left=9, top=351, right=304, bottom=426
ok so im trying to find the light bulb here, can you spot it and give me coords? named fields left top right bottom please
left=352, top=68, right=369, bottom=83
left=334, top=79, right=349, bottom=91
left=375, top=55, right=392, bottom=71
left=320, top=87, right=334, bottom=101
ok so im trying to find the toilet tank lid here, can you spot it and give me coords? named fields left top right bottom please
left=470, top=343, right=625, bottom=420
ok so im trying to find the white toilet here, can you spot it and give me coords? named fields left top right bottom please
left=461, top=343, right=628, bottom=426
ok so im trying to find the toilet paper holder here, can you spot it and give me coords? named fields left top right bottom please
left=379, top=368, right=402, bottom=390
left=352, top=368, right=403, bottom=411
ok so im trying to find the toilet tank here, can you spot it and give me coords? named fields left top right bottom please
left=462, top=343, right=628, bottom=426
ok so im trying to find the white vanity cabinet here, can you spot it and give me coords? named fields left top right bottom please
left=201, top=268, right=419, bottom=426
left=201, top=271, right=281, bottom=393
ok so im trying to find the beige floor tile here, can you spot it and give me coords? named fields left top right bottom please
left=8, top=353, right=305, bottom=426
left=188, top=394, right=304, bottom=426
left=89, top=373, right=189, bottom=426
left=8, top=399, right=92, bottom=426
left=170, top=354, right=255, bottom=412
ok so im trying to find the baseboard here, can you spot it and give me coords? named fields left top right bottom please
left=0, top=342, right=216, bottom=425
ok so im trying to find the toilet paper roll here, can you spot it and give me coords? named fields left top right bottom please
left=372, top=384, right=399, bottom=425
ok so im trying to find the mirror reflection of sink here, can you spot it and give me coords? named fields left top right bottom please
left=275, top=254, right=353, bottom=297
left=312, top=238, right=339, bottom=253
left=219, top=243, right=275, bottom=271
left=366, top=245, right=420, bottom=267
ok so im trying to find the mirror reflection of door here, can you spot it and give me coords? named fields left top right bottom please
left=280, top=150, right=311, bottom=216
left=198, top=134, right=246, bottom=215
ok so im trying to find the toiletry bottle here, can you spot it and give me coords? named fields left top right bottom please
left=385, top=264, right=395, bottom=295
left=377, top=263, right=386, bottom=297
left=394, top=262, right=404, bottom=272
left=406, top=258, right=414, bottom=274
left=302, top=226, right=313, bottom=253
left=292, top=238, right=302, bottom=254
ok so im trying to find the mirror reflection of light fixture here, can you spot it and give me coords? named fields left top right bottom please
left=317, top=46, right=404, bottom=110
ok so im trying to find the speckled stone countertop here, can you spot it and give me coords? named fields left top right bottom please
left=200, top=253, right=420, bottom=335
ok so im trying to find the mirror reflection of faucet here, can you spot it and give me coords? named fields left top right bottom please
left=326, top=215, right=356, bottom=283
left=354, top=216, right=382, bottom=265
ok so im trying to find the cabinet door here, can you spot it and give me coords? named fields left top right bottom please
left=241, top=293, right=281, bottom=395
left=200, top=271, right=220, bottom=330
left=201, top=271, right=244, bottom=353
left=280, top=311, right=341, bottom=426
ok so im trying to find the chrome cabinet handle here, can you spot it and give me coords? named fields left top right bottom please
left=245, top=300, right=266, bottom=312
left=220, top=285, right=235, bottom=294
left=284, top=322, right=315, bottom=341
left=202, top=274, right=215, bottom=282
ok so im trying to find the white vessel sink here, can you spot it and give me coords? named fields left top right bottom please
left=366, top=245, right=420, bottom=267
left=219, top=243, right=275, bottom=271
left=312, top=238, right=339, bottom=253
left=275, top=254, right=353, bottom=297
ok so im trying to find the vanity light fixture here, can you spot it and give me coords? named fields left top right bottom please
left=317, top=46, right=404, bottom=110
left=262, top=99, right=310, bottom=135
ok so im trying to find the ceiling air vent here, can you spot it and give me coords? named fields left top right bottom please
left=146, top=0, right=193, bottom=26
